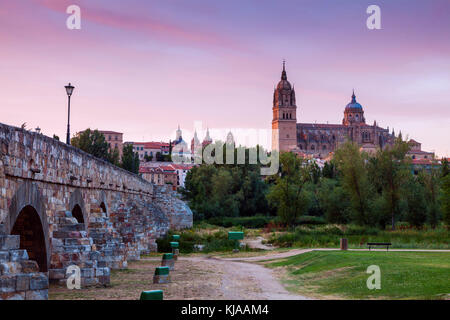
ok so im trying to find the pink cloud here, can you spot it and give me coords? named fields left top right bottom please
left=31, top=0, right=243, bottom=51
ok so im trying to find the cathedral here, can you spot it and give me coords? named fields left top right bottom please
left=272, top=62, right=411, bottom=158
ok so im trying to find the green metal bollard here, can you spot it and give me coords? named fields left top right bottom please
left=140, top=290, right=163, bottom=300
left=161, top=253, right=174, bottom=270
left=153, top=266, right=170, bottom=284
left=170, top=241, right=179, bottom=261
left=172, top=234, right=180, bottom=241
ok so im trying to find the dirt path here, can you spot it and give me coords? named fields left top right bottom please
left=243, top=236, right=276, bottom=250
left=185, top=256, right=309, bottom=300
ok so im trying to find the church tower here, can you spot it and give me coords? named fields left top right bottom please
left=272, top=61, right=297, bottom=152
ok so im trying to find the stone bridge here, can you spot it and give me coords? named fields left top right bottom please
left=0, top=122, right=192, bottom=300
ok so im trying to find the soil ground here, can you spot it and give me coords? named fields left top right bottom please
left=49, top=254, right=308, bottom=300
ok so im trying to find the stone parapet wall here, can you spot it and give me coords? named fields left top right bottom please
left=0, top=123, right=152, bottom=222
left=0, top=122, right=193, bottom=299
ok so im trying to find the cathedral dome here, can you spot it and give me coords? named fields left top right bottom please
left=276, top=60, right=292, bottom=90
left=277, top=79, right=292, bottom=90
left=345, top=91, right=363, bottom=110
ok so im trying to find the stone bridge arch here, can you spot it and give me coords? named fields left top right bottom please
left=6, top=181, right=50, bottom=271
left=69, top=189, right=87, bottom=226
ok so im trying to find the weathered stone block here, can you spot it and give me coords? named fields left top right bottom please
left=0, top=235, right=20, bottom=250
left=0, top=251, right=9, bottom=262
left=16, top=274, right=31, bottom=291
left=49, top=269, right=66, bottom=280
left=9, top=249, right=29, bottom=262
left=25, top=289, right=48, bottom=300
left=0, top=292, right=25, bottom=300
left=20, top=260, right=39, bottom=273
left=30, top=273, right=48, bottom=290
left=81, top=268, right=95, bottom=278
left=0, top=276, right=16, bottom=293
left=0, top=262, right=22, bottom=275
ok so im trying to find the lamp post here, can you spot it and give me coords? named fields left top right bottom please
left=64, top=83, right=75, bottom=145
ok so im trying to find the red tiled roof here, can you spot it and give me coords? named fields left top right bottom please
left=411, top=159, right=439, bottom=165
left=298, top=123, right=345, bottom=129
left=408, top=150, right=434, bottom=155
left=139, top=166, right=163, bottom=173
left=99, top=130, right=123, bottom=135
left=170, top=163, right=194, bottom=170
left=144, top=142, right=169, bottom=149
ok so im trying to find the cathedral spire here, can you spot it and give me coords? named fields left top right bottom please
left=351, top=89, right=356, bottom=103
left=281, top=60, right=287, bottom=80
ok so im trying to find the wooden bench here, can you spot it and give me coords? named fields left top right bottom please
left=367, top=242, right=392, bottom=251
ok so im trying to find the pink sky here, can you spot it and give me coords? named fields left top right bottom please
left=0, top=0, right=449, bottom=156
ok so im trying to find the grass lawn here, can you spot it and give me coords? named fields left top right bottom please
left=267, top=251, right=450, bottom=300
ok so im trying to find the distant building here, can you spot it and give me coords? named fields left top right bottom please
left=99, top=130, right=123, bottom=157
left=139, top=162, right=194, bottom=188
left=124, top=141, right=170, bottom=161
left=202, top=128, right=213, bottom=148
left=407, top=139, right=434, bottom=160
left=271, top=61, right=434, bottom=159
left=172, top=125, right=190, bottom=160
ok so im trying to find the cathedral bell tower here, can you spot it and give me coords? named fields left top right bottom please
left=272, top=61, right=297, bottom=152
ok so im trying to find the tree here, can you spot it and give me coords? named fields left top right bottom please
left=267, top=152, right=310, bottom=225
left=442, top=158, right=449, bottom=177
left=334, top=142, right=373, bottom=225
left=419, top=167, right=442, bottom=228
left=121, top=144, right=140, bottom=174
left=441, top=174, right=450, bottom=226
left=404, top=177, right=427, bottom=228
left=71, top=129, right=109, bottom=161
left=107, top=147, right=120, bottom=167
left=372, top=138, right=411, bottom=229
left=156, top=152, right=164, bottom=161
left=322, top=161, right=336, bottom=179
left=318, top=178, right=351, bottom=224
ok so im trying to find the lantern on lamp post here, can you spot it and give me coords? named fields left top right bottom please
left=64, top=83, right=75, bottom=145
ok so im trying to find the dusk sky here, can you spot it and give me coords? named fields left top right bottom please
left=1, top=0, right=449, bottom=156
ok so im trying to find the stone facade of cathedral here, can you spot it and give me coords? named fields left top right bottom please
left=272, top=63, right=422, bottom=158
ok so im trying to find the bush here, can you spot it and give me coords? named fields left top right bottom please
left=206, top=215, right=273, bottom=228
left=156, top=229, right=246, bottom=253
left=295, top=216, right=326, bottom=225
